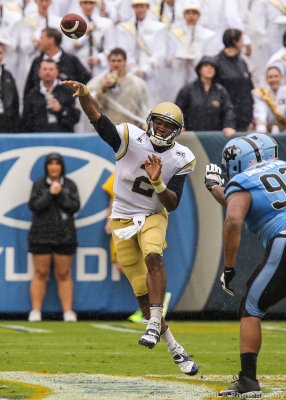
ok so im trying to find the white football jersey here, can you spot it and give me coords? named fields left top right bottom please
left=111, top=123, right=196, bottom=218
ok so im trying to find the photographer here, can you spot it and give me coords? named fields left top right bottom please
left=22, top=59, right=80, bottom=132
left=86, top=47, right=151, bottom=128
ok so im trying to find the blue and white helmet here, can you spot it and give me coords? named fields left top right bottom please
left=221, top=137, right=264, bottom=181
left=246, top=133, right=278, bottom=161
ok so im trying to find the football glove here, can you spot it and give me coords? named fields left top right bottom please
left=205, top=163, right=224, bottom=191
left=220, top=267, right=235, bottom=296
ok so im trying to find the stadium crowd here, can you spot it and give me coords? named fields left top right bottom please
left=1, top=0, right=286, bottom=134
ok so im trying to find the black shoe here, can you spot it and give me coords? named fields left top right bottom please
left=218, top=372, right=262, bottom=398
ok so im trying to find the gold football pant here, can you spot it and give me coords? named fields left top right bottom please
left=111, top=210, right=168, bottom=297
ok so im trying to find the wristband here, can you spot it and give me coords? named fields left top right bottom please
left=79, top=85, right=89, bottom=97
left=149, top=176, right=167, bottom=193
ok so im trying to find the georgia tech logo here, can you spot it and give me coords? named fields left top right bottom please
left=0, top=146, right=114, bottom=230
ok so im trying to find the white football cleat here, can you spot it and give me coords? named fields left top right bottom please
left=139, top=317, right=161, bottom=349
left=63, top=310, right=77, bottom=322
left=170, top=345, right=199, bottom=376
left=28, top=310, right=42, bottom=322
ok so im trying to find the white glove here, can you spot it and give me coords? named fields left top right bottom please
left=205, top=163, right=224, bottom=192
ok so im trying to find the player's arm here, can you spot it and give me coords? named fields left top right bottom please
left=219, top=191, right=251, bottom=296
left=145, top=154, right=183, bottom=211
left=224, top=191, right=252, bottom=267
left=211, top=186, right=226, bottom=206
left=61, top=80, right=101, bottom=121
left=61, top=80, right=121, bottom=152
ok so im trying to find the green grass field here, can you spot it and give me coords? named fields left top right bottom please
left=0, top=320, right=285, bottom=399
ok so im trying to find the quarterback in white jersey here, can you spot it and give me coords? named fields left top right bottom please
left=62, top=79, right=198, bottom=377
left=112, top=122, right=195, bottom=218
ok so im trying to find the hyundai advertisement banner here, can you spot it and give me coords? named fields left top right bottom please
left=0, top=133, right=197, bottom=314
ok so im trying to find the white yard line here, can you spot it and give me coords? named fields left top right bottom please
left=91, top=323, right=143, bottom=333
left=0, top=324, right=51, bottom=333
left=262, top=325, right=286, bottom=333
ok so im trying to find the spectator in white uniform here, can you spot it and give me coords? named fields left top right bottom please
left=266, top=31, right=286, bottom=85
left=66, top=0, right=115, bottom=76
left=115, top=0, right=167, bottom=105
left=149, top=0, right=184, bottom=29
left=0, top=1, right=23, bottom=79
left=100, top=0, right=133, bottom=24
left=14, top=0, right=69, bottom=103
left=24, top=0, right=70, bottom=16
left=238, top=0, right=269, bottom=87
left=199, top=0, right=251, bottom=56
left=251, top=0, right=286, bottom=57
left=252, top=66, right=286, bottom=134
left=0, top=0, right=22, bottom=30
left=166, top=0, right=220, bottom=99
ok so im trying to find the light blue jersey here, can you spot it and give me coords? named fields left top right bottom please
left=225, top=160, right=286, bottom=247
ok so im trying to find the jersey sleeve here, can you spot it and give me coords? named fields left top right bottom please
left=115, top=123, right=130, bottom=161
left=175, top=146, right=196, bottom=176
left=225, top=175, right=248, bottom=199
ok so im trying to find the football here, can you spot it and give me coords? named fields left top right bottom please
left=60, top=13, right=87, bottom=39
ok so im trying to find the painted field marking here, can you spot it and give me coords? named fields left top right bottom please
left=0, top=372, right=285, bottom=400
left=91, top=323, right=143, bottom=333
left=0, top=325, right=51, bottom=333
left=262, top=325, right=286, bottom=333
left=0, top=379, right=51, bottom=399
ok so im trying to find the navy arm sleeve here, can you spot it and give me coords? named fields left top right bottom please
left=91, top=114, right=121, bottom=152
left=167, top=174, right=187, bottom=205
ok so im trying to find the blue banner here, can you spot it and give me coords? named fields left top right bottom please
left=1, top=132, right=286, bottom=315
left=0, top=133, right=197, bottom=313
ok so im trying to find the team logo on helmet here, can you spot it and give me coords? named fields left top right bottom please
left=162, top=111, right=175, bottom=119
left=223, top=145, right=240, bottom=162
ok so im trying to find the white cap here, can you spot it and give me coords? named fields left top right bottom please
left=183, top=0, right=201, bottom=12
left=132, top=0, right=150, bottom=5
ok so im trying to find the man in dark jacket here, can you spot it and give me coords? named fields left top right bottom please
left=24, top=27, right=91, bottom=98
left=22, top=59, right=80, bottom=132
left=175, top=56, right=236, bottom=135
left=0, top=42, right=19, bottom=133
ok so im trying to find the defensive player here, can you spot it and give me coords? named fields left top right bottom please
left=61, top=80, right=198, bottom=376
left=206, top=135, right=286, bottom=397
left=204, top=133, right=278, bottom=205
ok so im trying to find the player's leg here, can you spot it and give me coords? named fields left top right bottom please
left=135, top=291, right=198, bottom=374
left=240, top=316, right=261, bottom=354
left=53, top=250, right=76, bottom=321
left=29, top=251, right=52, bottom=321
left=219, top=236, right=286, bottom=397
left=137, top=211, right=168, bottom=348
left=111, top=216, right=198, bottom=373
left=137, top=212, right=198, bottom=373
